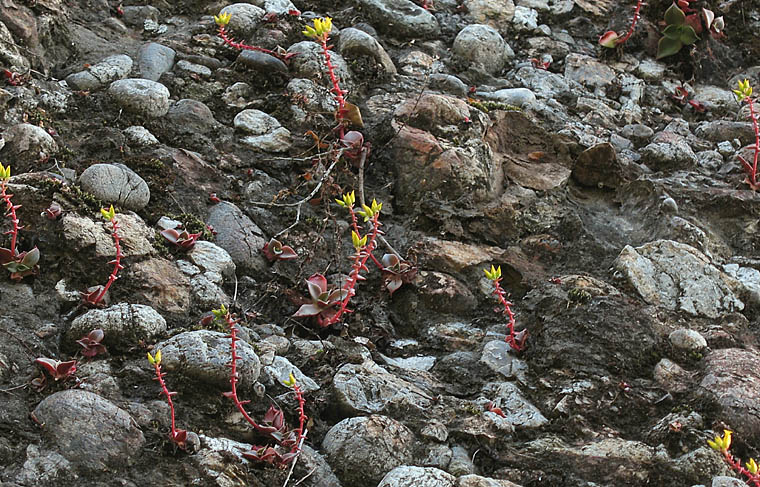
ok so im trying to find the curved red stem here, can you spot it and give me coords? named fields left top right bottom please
left=93, top=217, right=124, bottom=305
left=491, top=278, right=523, bottom=351
left=616, top=0, right=644, bottom=45
left=152, top=361, right=180, bottom=442
left=1, top=181, right=20, bottom=256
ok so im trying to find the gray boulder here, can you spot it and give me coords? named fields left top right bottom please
left=79, top=163, right=150, bottom=210
left=32, top=390, right=144, bottom=472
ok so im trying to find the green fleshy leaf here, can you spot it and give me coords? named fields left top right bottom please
left=662, top=24, right=682, bottom=39
left=664, top=3, right=686, bottom=26
left=656, top=36, right=683, bottom=59
left=678, top=25, right=699, bottom=45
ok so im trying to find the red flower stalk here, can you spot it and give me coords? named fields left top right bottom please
left=0, top=163, right=40, bottom=281
left=303, top=17, right=348, bottom=138
left=484, top=265, right=527, bottom=352
left=321, top=193, right=383, bottom=327
left=147, top=350, right=189, bottom=450
left=0, top=173, right=20, bottom=258
left=215, top=305, right=307, bottom=465
left=734, top=80, right=760, bottom=190
left=220, top=308, right=276, bottom=436
left=82, top=206, right=124, bottom=306
left=599, top=0, right=644, bottom=47
left=284, top=375, right=307, bottom=456
left=214, top=12, right=296, bottom=62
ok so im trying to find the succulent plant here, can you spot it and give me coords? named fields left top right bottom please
left=292, top=273, right=349, bottom=326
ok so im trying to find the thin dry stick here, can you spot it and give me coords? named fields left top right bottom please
left=249, top=149, right=344, bottom=239
left=356, top=147, right=402, bottom=260
left=281, top=430, right=309, bottom=487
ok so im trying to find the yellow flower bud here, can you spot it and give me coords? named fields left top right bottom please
left=214, top=12, right=232, bottom=26
left=747, top=458, right=758, bottom=475
left=734, top=79, right=753, bottom=102
left=484, top=265, right=502, bottom=281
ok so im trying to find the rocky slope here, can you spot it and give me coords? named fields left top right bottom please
left=1, top=0, right=760, bottom=486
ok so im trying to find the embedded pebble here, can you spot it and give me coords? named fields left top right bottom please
left=78, top=163, right=150, bottom=210
left=32, top=390, right=144, bottom=472
left=452, top=24, right=514, bottom=74
left=138, top=42, right=176, bottom=81
left=67, top=303, right=167, bottom=351
left=65, top=54, right=133, bottom=91
left=108, top=78, right=170, bottom=117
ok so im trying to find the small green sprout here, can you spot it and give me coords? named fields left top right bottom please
left=484, top=265, right=502, bottom=281
left=351, top=230, right=367, bottom=249
left=212, top=304, right=228, bottom=320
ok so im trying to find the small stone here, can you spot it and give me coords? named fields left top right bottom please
left=187, top=241, right=235, bottom=278
left=189, top=274, right=229, bottom=308
left=429, top=74, right=468, bottom=97
left=448, top=446, right=476, bottom=476
left=512, top=6, right=539, bottom=31
left=120, top=5, right=159, bottom=27
left=138, top=42, right=176, bottom=81
left=156, top=330, right=260, bottom=388
left=237, top=50, right=288, bottom=77
left=65, top=54, right=133, bottom=91
left=79, top=163, right=150, bottom=210
left=669, top=328, right=708, bottom=353
left=68, top=303, right=166, bottom=352
left=621, top=124, right=654, bottom=147
left=354, top=0, right=440, bottom=39
left=453, top=24, right=514, bottom=75
left=175, top=59, right=212, bottom=78
left=0, top=123, right=58, bottom=166
left=572, top=142, right=624, bottom=189
left=635, top=59, right=667, bottom=81
left=206, top=201, right=268, bottom=274
left=219, top=3, right=265, bottom=37
left=323, top=415, right=416, bottom=486
left=339, top=27, right=396, bottom=75
left=32, top=390, right=144, bottom=472
left=108, top=78, right=170, bottom=118
left=233, top=109, right=282, bottom=135
left=124, top=126, right=159, bottom=146
left=378, top=466, right=456, bottom=487
left=263, top=356, right=320, bottom=392
left=166, top=99, right=218, bottom=134
left=465, top=0, right=515, bottom=31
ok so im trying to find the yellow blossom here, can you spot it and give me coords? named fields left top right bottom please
left=303, top=17, right=332, bottom=40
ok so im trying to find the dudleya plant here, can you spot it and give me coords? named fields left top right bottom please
left=656, top=3, right=700, bottom=59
